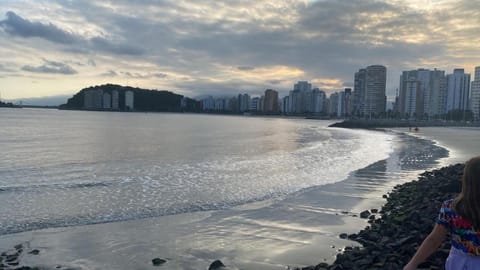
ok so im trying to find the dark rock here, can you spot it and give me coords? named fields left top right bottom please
left=371, top=208, right=378, bottom=213
left=208, top=260, right=225, bottom=270
left=301, top=266, right=315, bottom=270
left=28, top=250, right=40, bottom=255
left=6, top=254, right=18, bottom=262
left=339, top=233, right=348, bottom=239
left=14, top=267, right=33, bottom=270
left=360, top=210, right=371, bottom=219
left=151, top=258, right=167, bottom=266
left=14, top=244, right=23, bottom=250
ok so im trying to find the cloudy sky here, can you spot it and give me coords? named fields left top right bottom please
left=0, top=0, right=479, bottom=101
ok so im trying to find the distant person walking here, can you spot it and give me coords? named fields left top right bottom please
left=404, top=156, right=480, bottom=270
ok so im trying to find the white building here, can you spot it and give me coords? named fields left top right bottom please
left=125, top=90, right=134, bottom=110
left=112, top=90, right=119, bottom=110
left=471, top=66, right=480, bottom=121
left=446, top=68, right=470, bottom=113
left=103, top=92, right=111, bottom=109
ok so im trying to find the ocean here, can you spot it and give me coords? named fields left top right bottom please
left=0, top=108, right=468, bottom=270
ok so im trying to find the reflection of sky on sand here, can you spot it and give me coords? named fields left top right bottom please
left=0, top=129, right=454, bottom=270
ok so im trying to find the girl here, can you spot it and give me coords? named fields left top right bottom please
left=404, top=156, right=480, bottom=270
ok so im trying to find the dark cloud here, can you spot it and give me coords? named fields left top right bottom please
left=21, top=60, right=77, bottom=74
left=0, top=11, right=77, bottom=44
left=0, top=11, right=144, bottom=56
left=237, top=66, right=255, bottom=71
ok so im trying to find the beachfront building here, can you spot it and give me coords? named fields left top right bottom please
left=398, top=69, right=446, bottom=119
left=264, top=89, right=279, bottom=113
left=445, top=69, right=470, bottom=113
left=125, top=90, right=134, bottom=111
left=83, top=88, right=103, bottom=109
left=471, top=66, right=480, bottom=121
left=238, top=93, right=251, bottom=113
left=311, top=88, right=326, bottom=114
left=353, top=65, right=387, bottom=117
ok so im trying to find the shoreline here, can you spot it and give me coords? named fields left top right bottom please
left=0, top=129, right=453, bottom=270
left=301, top=163, right=463, bottom=270
left=0, top=163, right=462, bottom=270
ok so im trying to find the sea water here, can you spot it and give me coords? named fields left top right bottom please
left=0, top=108, right=393, bottom=235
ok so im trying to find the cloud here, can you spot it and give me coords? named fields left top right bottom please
left=0, top=11, right=144, bottom=56
left=0, top=11, right=77, bottom=44
left=101, top=70, right=118, bottom=77
left=21, top=59, right=77, bottom=74
left=237, top=66, right=255, bottom=71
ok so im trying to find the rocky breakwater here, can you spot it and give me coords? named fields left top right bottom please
left=301, top=163, right=464, bottom=270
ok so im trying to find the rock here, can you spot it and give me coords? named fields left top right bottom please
left=28, top=250, right=40, bottom=255
left=360, top=210, right=371, bottom=219
left=14, top=244, right=23, bottom=250
left=151, top=258, right=167, bottom=266
left=208, top=260, right=225, bottom=270
left=6, top=254, right=18, bottom=262
left=371, top=208, right=378, bottom=213
left=339, top=233, right=348, bottom=239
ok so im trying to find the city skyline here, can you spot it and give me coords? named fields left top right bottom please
left=1, top=0, right=479, bottom=100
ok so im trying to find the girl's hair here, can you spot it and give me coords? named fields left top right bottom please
left=454, top=156, right=480, bottom=229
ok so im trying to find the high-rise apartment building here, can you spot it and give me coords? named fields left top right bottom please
left=398, top=69, right=446, bottom=118
left=264, top=89, right=279, bottom=113
left=353, top=65, right=387, bottom=116
left=446, top=69, right=470, bottom=113
left=471, top=66, right=480, bottom=121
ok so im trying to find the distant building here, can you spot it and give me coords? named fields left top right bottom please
left=353, top=65, right=387, bottom=117
left=398, top=69, right=446, bottom=118
left=446, top=68, right=470, bottom=113
left=112, top=90, right=119, bottom=110
left=125, top=90, right=134, bottom=110
left=84, top=89, right=103, bottom=109
left=264, top=89, right=279, bottom=113
left=103, top=92, right=111, bottom=109
left=250, top=97, right=260, bottom=111
left=311, top=88, right=326, bottom=114
left=238, top=93, right=251, bottom=112
left=471, top=66, right=480, bottom=121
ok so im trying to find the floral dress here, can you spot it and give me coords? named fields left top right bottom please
left=437, top=199, right=480, bottom=255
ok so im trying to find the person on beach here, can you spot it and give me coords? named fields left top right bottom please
left=404, top=156, right=480, bottom=270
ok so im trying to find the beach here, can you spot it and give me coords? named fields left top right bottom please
left=1, top=111, right=479, bottom=270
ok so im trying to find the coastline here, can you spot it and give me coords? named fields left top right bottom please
left=0, top=127, right=454, bottom=270
left=312, top=163, right=463, bottom=270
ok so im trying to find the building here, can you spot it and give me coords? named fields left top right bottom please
left=471, top=66, right=480, bottom=121
left=238, top=93, right=251, bottom=112
left=353, top=65, right=387, bottom=117
left=102, top=92, right=111, bottom=109
left=125, top=90, right=134, bottom=110
left=83, top=89, right=103, bottom=109
left=446, top=68, right=470, bottom=113
left=311, top=88, right=326, bottom=114
left=294, top=81, right=312, bottom=92
left=264, top=89, right=279, bottom=113
left=112, top=90, right=119, bottom=110
left=398, top=69, right=446, bottom=119
left=250, top=97, right=260, bottom=112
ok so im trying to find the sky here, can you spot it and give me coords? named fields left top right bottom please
left=0, top=0, right=479, bottom=101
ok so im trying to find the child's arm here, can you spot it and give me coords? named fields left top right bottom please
left=403, top=224, right=448, bottom=270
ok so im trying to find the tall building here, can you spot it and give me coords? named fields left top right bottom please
left=471, top=66, right=480, bottom=121
left=264, top=89, right=279, bottom=113
left=83, top=89, right=103, bottom=109
left=398, top=69, right=446, bottom=118
left=294, top=81, right=312, bottom=92
left=344, top=88, right=353, bottom=116
left=238, top=93, right=251, bottom=112
left=125, top=90, right=134, bottom=110
left=353, top=65, right=387, bottom=116
left=112, top=90, right=119, bottom=110
left=311, top=88, right=326, bottom=114
left=102, top=92, right=111, bottom=109
left=446, top=68, right=470, bottom=113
